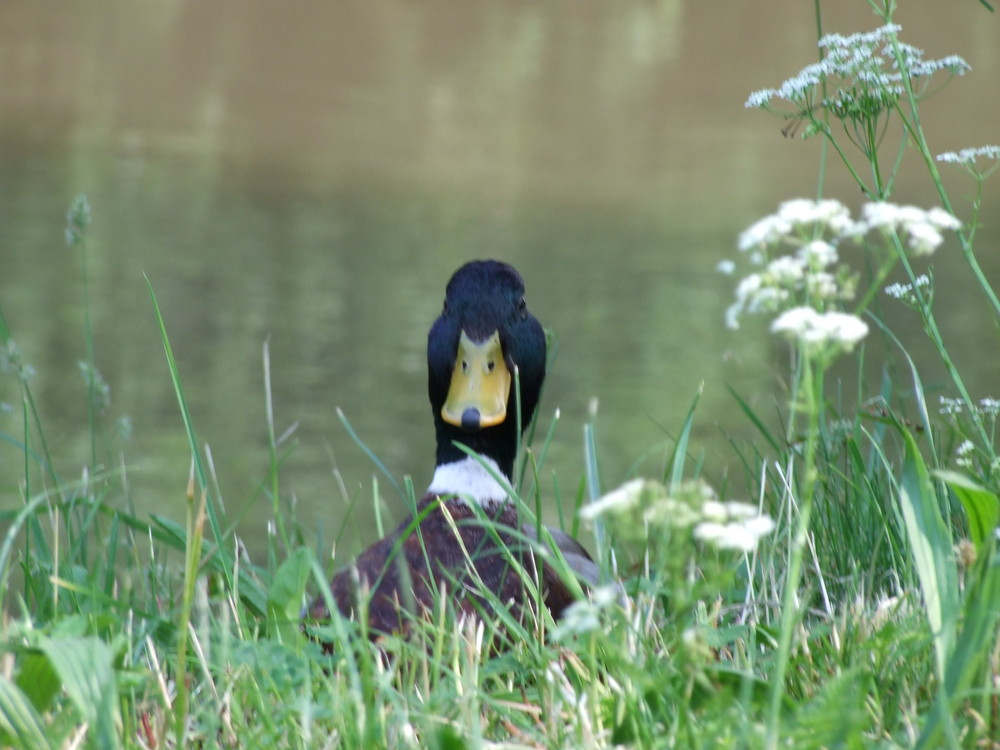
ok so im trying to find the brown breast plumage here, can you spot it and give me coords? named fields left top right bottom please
left=304, top=493, right=581, bottom=641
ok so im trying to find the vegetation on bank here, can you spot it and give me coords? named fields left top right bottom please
left=2, top=1, right=999, bottom=747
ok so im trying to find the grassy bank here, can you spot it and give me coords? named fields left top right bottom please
left=2, top=2, right=999, bottom=748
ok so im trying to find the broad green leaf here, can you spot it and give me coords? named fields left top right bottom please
left=14, top=651, right=59, bottom=715
left=37, top=636, right=121, bottom=750
left=896, top=426, right=958, bottom=683
left=0, top=675, right=56, bottom=750
left=934, top=469, right=1000, bottom=551
left=268, top=547, right=313, bottom=640
left=918, top=551, right=1000, bottom=749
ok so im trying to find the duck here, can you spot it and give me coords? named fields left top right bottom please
left=303, top=260, right=597, bottom=640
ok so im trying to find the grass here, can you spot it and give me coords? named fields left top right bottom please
left=2, top=1, right=1000, bottom=748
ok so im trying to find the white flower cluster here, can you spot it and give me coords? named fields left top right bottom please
left=551, top=584, right=620, bottom=641
left=884, top=274, right=931, bottom=304
left=858, top=203, right=961, bottom=256
left=937, top=146, right=1000, bottom=180
left=725, top=199, right=960, bottom=340
left=936, top=146, right=1000, bottom=165
left=693, top=500, right=776, bottom=553
left=939, top=396, right=965, bottom=416
left=938, top=395, right=1000, bottom=417
left=955, top=439, right=976, bottom=469
left=582, top=478, right=776, bottom=554
left=892, top=44, right=970, bottom=78
left=580, top=477, right=702, bottom=529
left=746, top=24, right=969, bottom=114
left=738, top=199, right=854, bottom=251
left=727, top=199, right=858, bottom=330
left=770, top=307, right=869, bottom=353
left=980, top=398, right=1000, bottom=417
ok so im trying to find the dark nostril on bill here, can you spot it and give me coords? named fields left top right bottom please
left=461, top=408, right=482, bottom=433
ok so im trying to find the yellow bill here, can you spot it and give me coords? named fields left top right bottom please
left=441, top=330, right=511, bottom=431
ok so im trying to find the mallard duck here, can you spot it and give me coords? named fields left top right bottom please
left=304, top=260, right=596, bottom=639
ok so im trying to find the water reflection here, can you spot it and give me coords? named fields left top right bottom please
left=0, top=1, right=997, bottom=557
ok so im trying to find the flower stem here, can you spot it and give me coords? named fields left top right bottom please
left=765, top=352, right=823, bottom=749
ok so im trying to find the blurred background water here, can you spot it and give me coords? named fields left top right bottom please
left=1, top=0, right=997, bottom=557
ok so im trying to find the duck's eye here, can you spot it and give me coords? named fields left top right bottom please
left=518, top=298, right=527, bottom=317
left=487, top=360, right=495, bottom=372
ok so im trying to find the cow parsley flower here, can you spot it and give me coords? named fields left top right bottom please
left=884, top=274, right=931, bottom=305
left=725, top=200, right=957, bottom=333
left=582, top=478, right=750, bottom=546
left=580, top=478, right=703, bottom=534
left=693, top=500, right=776, bottom=553
left=979, top=397, right=1000, bottom=417
left=798, top=240, right=838, bottom=267
left=746, top=23, right=969, bottom=151
left=855, top=203, right=961, bottom=256
left=771, top=307, right=869, bottom=353
left=939, top=396, right=964, bottom=416
left=907, top=54, right=971, bottom=78
left=725, top=273, right=788, bottom=329
left=884, top=282, right=909, bottom=299
left=766, top=255, right=806, bottom=284
left=727, top=199, right=859, bottom=329
left=716, top=259, right=736, bottom=275
left=955, top=440, right=976, bottom=469
left=551, top=584, right=621, bottom=641
left=936, top=146, right=1000, bottom=165
left=936, top=146, right=1000, bottom=180
left=806, top=271, right=843, bottom=300
left=739, top=199, right=855, bottom=254
left=779, top=198, right=854, bottom=235
left=738, top=213, right=793, bottom=252
left=580, top=478, right=646, bottom=520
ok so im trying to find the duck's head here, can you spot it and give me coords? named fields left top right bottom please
left=427, top=260, right=546, bottom=484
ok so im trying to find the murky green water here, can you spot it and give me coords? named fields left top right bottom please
left=2, top=1, right=998, bottom=556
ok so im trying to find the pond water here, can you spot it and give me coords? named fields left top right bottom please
left=1, top=1, right=998, bottom=558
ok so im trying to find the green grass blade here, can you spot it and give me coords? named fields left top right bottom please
left=0, top=309, right=62, bottom=488
left=725, top=383, right=781, bottom=453
left=582, top=404, right=604, bottom=567
left=143, top=275, right=233, bottom=585
left=145, top=275, right=234, bottom=745
left=336, top=407, right=404, bottom=500
left=867, top=315, right=937, bottom=458
left=0, top=489, right=54, bottom=604
left=666, top=382, right=703, bottom=489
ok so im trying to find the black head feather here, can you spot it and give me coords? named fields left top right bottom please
left=427, top=260, right=546, bottom=478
